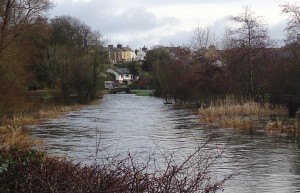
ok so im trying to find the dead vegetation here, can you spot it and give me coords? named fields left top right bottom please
left=198, top=98, right=270, bottom=129
left=0, top=104, right=85, bottom=149
left=266, top=119, right=299, bottom=136
left=0, top=137, right=233, bottom=193
left=198, top=97, right=299, bottom=135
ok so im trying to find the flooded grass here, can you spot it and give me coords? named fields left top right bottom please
left=0, top=104, right=86, bottom=149
left=266, top=119, right=300, bottom=136
left=0, top=126, right=42, bottom=149
left=198, top=99, right=269, bottom=129
left=198, top=98, right=300, bottom=135
left=1, top=105, right=84, bottom=127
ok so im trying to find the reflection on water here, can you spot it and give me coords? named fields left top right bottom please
left=28, top=94, right=300, bottom=193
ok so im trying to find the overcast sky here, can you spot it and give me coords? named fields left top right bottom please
left=50, top=0, right=293, bottom=49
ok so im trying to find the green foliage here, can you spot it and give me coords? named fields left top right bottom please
left=131, top=89, right=154, bottom=96
left=0, top=148, right=39, bottom=177
left=0, top=148, right=42, bottom=193
left=31, top=15, right=109, bottom=104
left=146, top=49, right=172, bottom=100
left=0, top=155, right=10, bottom=174
left=72, top=48, right=108, bottom=102
left=128, top=83, right=139, bottom=89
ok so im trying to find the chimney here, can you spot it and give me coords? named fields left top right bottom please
left=117, top=44, right=122, bottom=48
left=208, top=45, right=216, bottom=51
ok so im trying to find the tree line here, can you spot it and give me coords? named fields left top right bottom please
left=1, top=1, right=300, bottom=118
left=0, top=0, right=109, bottom=116
left=143, top=4, right=300, bottom=118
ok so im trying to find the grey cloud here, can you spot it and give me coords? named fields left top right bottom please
left=269, top=20, right=286, bottom=40
left=51, top=0, right=180, bottom=38
left=141, top=0, right=243, bottom=6
left=50, top=0, right=288, bottom=49
left=98, top=8, right=179, bottom=34
left=159, top=31, right=191, bottom=47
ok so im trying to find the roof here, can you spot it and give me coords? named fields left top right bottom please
left=115, top=68, right=130, bottom=75
left=120, top=47, right=133, bottom=52
left=109, top=47, right=123, bottom=52
left=107, top=45, right=132, bottom=52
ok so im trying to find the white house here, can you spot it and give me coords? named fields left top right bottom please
left=107, top=68, right=133, bottom=84
left=135, top=49, right=146, bottom=61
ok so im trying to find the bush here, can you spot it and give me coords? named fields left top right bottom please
left=128, top=83, right=139, bottom=89
left=0, top=139, right=233, bottom=193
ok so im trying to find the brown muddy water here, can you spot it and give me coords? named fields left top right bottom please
left=27, top=94, right=300, bottom=193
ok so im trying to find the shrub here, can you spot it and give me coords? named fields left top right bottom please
left=128, top=83, right=139, bottom=89
left=0, top=139, right=233, bottom=193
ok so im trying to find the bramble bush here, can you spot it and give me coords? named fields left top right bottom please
left=0, top=139, right=233, bottom=193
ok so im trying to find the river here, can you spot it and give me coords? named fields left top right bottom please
left=28, top=94, right=300, bottom=193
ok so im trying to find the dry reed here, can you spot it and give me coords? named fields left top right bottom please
left=266, top=119, right=299, bottom=135
left=0, top=104, right=85, bottom=149
left=0, top=126, right=42, bottom=149
left=199, top=98, right=270, bottom=129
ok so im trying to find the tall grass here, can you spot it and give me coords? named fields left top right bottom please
left=0, top=126, right=41, bottom=149
left=198, top=97, right=270, bottom=129
left=1, top=105, right=84, bottom=127
left=266, top=119, right=300, bottom=136
left=0, top=104, right=85, bottom=149
left=198, top=97, right=300, bottom=135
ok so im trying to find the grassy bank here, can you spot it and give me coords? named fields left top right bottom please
left=0, top=103, right=88, bottom=149
left=130, top=89, right=155, bottom=96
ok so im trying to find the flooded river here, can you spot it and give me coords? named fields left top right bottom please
left=28, top=94, right=300, bottom=193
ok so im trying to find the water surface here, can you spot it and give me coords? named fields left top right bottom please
left=28, top=94, right=300, bottom=193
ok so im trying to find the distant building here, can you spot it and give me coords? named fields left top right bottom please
left=106, top=44, right=136, bottom=64
left=107, top=68, right=133, bottom=83
left=135, top=49, right=146, bottom=61
left=107, top=45, right=123, bottom=63
left=117, top=44, right=135, bottom=62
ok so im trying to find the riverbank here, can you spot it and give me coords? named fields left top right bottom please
left=0, top=101, right=97, bottom=149
left=130, top=89, right=155, bottom=96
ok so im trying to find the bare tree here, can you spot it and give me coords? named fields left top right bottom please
left=221, top=28, right=235, bottom=50
left=0, top=0, right=53, bottom=54
left=190, top=25, right=217, bottom=51
left=227, top=6, right=270, bottom=97
left=267, top=2, right=300, bottom=118
left=280, top=2, right=300, bottom=43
